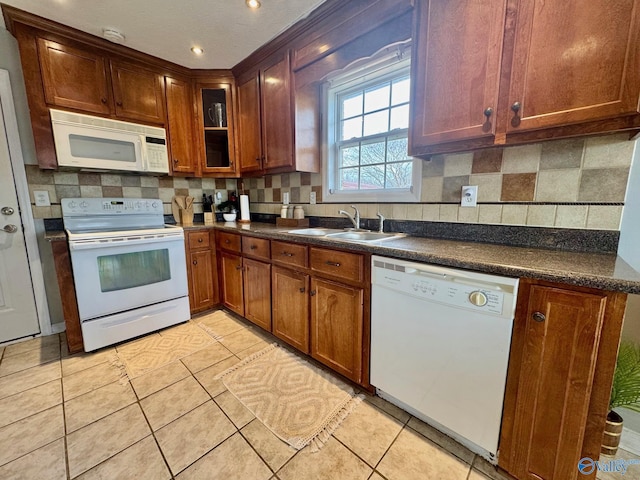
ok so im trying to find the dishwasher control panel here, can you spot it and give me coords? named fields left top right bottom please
left=372, top=259, right=513, bottom=316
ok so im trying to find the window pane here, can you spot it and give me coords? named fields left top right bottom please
left=98, top=249, right=171, bottom=292
left=363, top=111, right=389, bottom=136
left=339, top=145, right=360, bottom=167
left=361, top=140, right=386, bottom=165
left=390, top=105, right=410, bottom=130
left=385, top=161, right=413, bottom=188
left=364, top=83, right=390, bottom=113
left=340, top=168, right=359, bottom=190
left=342, top=93, right=363, bottom=118
left=342, top=117, right=363, bottom=140
left=387, top=137, right=410, bottom=163
left=391, top=77, right=410, bottom=105
left=360, top=165, right=386, bottom=189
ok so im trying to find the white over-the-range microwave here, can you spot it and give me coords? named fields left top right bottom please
left=50, top=109, right=169, bottom=174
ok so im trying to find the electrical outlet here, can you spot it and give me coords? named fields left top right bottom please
left=310, top=191, right=316, bottom=204
left=283, top=192, right=290, bottom=205
left=461, top=186, right=478, bottom=207
left=34, top=190, right=51, bottom=207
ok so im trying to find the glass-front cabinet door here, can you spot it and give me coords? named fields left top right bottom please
left=196, top=81, right=238, bottom=177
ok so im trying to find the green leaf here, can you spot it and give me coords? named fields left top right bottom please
left=610, top=339, right=640, bottom=411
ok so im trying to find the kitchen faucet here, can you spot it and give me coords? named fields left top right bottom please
left=376, top=212, right=385, bottom=233
left=338, top=205, right=361, bottom=230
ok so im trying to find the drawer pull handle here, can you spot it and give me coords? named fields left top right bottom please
left=198, top=238, right=203, bottom=243
left=484, top=107, right=493, bottom=117
left=310, top=290, right=316, bottom=296
left=101, top=97, right=108, bottom=104
left=325, top=261, right=341, bottom=267
left=281, top=252, right=293, bottom=257
left=250, top=245, right=258, bottom=250
left=192, top=260, right=197, bottom=265
left=532, top=311, right=546, bottom=322
left=299, top=287, right=305, bottom=293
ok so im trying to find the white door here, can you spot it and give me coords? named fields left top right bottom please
left=0, top=94, right=39, bottom=342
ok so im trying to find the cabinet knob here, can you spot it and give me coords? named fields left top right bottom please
left=325, top=261, right=341, bottom=267
left=310, top=290, right=316, bottom=296
left=173, top=158, right=179, bottom=165
left=235, top=265, right=243, bottom=270
left=250, top=245, right=257, bottom=250
left=484, top=107, right=493, bottom=117
left=511, top=102, right=521, bottom=113
left=116, top=101, right=123, bottom=107
left=256, top=158, right=260, bottom=164
left=225, top=239, right=230, bottom=244
left=532, top=311, right=546, bottom=322
left=198, top=238, right=203, bottom=243
left=192, top=260, right=197, bottom=265
left=101, top=97, right=107, bottom=104
left=299, top=287, right=305, bottom=293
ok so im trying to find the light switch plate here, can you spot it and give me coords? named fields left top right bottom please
left=283, top=192, right=290, bottom=205
left=34, top=190, right=51, bottom=207
left=310, top=191, right=316, bottom=204
left=461, top=186, right=478, bottom=207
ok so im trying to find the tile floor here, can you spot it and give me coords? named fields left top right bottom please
left=0, top=310, right=635, bottom=479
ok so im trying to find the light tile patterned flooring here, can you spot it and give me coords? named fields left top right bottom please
left=0, top=309, right=604, bottom=479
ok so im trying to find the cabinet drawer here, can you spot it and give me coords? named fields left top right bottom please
left=271, top=241, right=308, bottom=269
left=310, top=247, right=364, bottom=283
left=216, top=231, right=241, bottom=252
left=187, top=230, right=211, bottom=250
left=242, top=236, right=271, bottom=260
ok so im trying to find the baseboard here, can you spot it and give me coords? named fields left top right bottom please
left=621, top=427, right=640, bottom=456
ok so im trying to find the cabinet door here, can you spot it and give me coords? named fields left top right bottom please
left=165, top=76, right=196, bottom=174
left=37, top=38, right=112, bottom=115
left=219, top=252, right=244, bottom=316
left=243, top=258, right=271, bottom=331
left=272, top=266, right=309, bottom=353
left=188, top=249, right=216, bottom=314
left=310, top=278, right=363, bottom=383
left=409, top=0, right=507, bottom=153
left=110, top=60, right=165, bottom=124
left=500, top=284, right=608, bottom=480
left=237, top=73, right=263, bottom=174
left=261, top=52, right=294, bottom=170
left=504, top=0, right=640, bottom=133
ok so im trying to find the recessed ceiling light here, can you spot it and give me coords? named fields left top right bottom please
left=246, top=0, right=261, bottom=9
left=191, top=46, right=204, bottom=55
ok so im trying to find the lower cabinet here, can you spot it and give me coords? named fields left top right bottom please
left=310, top=277, right=364, bottom=384
left=243, top=258, right=272, bottom=331
left=219, top=251, right=244, bottom=316
left=185, top=230, right=219, bottom=314
left=499, top=279, right=627, bottom=480
left=272, top=266, right=310, bottom=353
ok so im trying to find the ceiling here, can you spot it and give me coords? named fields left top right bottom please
left=0, top=0, right=328, bottom=69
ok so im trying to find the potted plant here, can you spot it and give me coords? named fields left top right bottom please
left=603, top=338, right=640, bottom=455
left=217, top=192, right=240, bottom=222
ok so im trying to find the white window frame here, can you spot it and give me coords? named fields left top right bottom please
left=322, top=50, right=421, bottom=203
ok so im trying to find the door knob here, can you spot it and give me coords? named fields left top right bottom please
left=1, top=207, right=15, bottom=215
left=3, top=224, right=17, bottom=233
left=532, top=311, right=546, bottom=322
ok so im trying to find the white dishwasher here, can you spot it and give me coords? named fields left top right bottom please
left=370, top=255, right=519, bottom=463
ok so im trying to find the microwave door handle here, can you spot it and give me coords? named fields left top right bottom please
left=138, top=136, right=147, bottom=171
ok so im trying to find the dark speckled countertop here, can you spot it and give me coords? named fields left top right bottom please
left=46, top=222, right=640, bottom=294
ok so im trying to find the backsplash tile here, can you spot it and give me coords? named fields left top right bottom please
left=501, top=173, right=536, bottom=201
left=472, top=148, right=503, bottom=173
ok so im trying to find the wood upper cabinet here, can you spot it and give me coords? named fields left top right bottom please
left=37, top=38, right=112, bottom=115
left=410, top=0, right=640, bottom=156
left=110, top=59, right=165, bottom=124
left=310, top=277, right=364, bottom=383
left=243, top=258, right=272, bottom=331
left=499, top=280, right=627, bottom=480
left=409, top=0, right=506, bottom=149
left=37, top=38, right=165, bottom=125
left=185, top=230, right=219, bottom=314
left=165, top=76, right=197, bottom=175
left=237, top=74, right=263, bottom=174
left=219, top=251, right=244, bottom=316
left=272, top=266, right=310, bottom=353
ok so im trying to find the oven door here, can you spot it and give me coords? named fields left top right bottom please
left=69, top=234, right=188, bottom=321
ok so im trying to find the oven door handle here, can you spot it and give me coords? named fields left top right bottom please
left=69, top=234, right=183, bottom=251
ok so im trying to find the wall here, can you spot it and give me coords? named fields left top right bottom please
left=246, top=134, right=636, bottom=231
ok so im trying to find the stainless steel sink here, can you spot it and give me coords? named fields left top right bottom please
left=287, top=228, right=340, bottom=236
left=325, top=231, right=405, bottom=243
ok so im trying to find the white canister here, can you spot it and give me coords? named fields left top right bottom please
left=293, top=206, right=305, bottom=219
left=280, top=205, right=288, bottom=218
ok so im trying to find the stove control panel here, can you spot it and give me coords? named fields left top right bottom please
left=62, top=198, right=163, bottom=216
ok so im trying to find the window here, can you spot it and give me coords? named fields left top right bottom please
left=323, top=50, right=421, bottom=203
